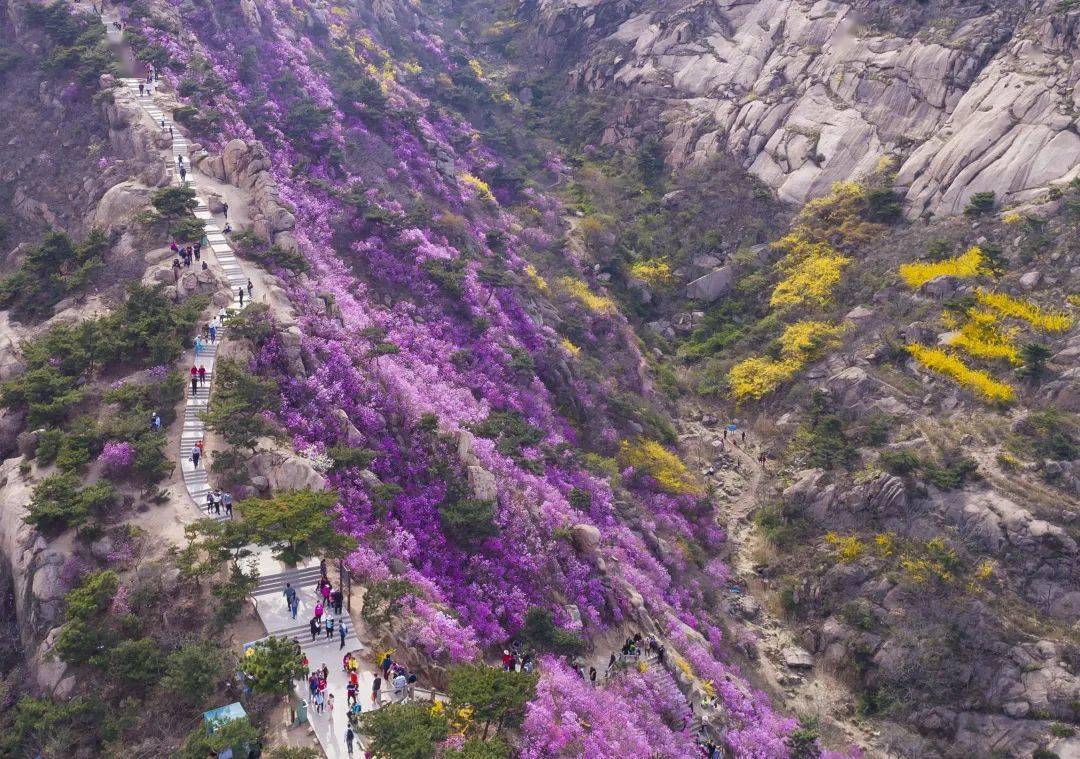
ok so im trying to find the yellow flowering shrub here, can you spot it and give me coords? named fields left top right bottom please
left=559, top=277, right=618, bottom=314
left=770, top=243, right=851, bottom=308
left=975, top=290, right=1074, bottom=332
left=560, top=337, right=581, bottom=357
left=899, top=246, right=985, bottom=287
left=874, top=533, right=895, bottom=557
left=779, top=181, right=884, bottom=249
left=950, top=314, right=1021, bottom=365
left=779, top=321, right=844, bottom=359
left=402, top=60, right=422, bottom=75
left=974, top=560, right=995, bottom=581
left=825, top=532, right=865, bottom=563
left=728, top=321, right=843, bottom=399
left=727, top=356, right=801, bottom=400
left=460, top=174, right=495, bottom=203
left=467, top=59, right=484, bottom=79
left=523, top=264, right=549, bottom=294
left=1001, top=211, right=1023, bottom=224
left=630, top=258, right=674, bottom=287
left=619, top=438, right=701, bottom=495
left=906, top=344, right=1014, bottom=402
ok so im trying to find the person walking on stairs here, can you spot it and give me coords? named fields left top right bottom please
left=309, top=617, right=319, bottom=643
left=325, top=616, right=335, bottom=641
left=247, top=278, right=253, bottom=300
left=238, top=287, right=244, bottom=307
left=345, top=725, right=355, bottom=756
left=339, top=619, right=348, bottom=650
left=223, top=491, right=233, bottom=518
left=190, top=373, right=199, bottom=399
left=284, top=582, right=299, bottom=619
left=222, top=201, right=229, bottom=219
left=190, top=445, right=201, bottom=468
left=198, top=364, right=206, bottom=386
left=179, top=165, right=187, bottom=182
left=194, top=335, right=203, bottom=357
left=371, top=672, right=381, bottom=705
left=138, top=82, right=144, bottom=96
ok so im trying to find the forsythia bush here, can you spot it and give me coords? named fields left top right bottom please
left=949, top=312, right=1021, bottom=365
left=560, top=337, right=581, bottom=357
left=629, top=259, right=673, bottom=287
left=524, top=264, right=549, bottom=293
left=619, top=438, right=701, bottom=495
left=976, top=290, right=1074, bottom=332
left=727, top=356, right=801, bottom=400
left=779, top=321, right=844, bottom=359
left=559, top=276, right=618, bottom=315
left=906, top=343, right=1015, bottom=402
left=770, top=239, right=851, bottom=308
left=460, top=173, right=495, bottom=203
left=825, top=532, right=865, bottom=563
left=899, top=245, right=985, bottom=287
left=728, top=321, right=843, bottom=399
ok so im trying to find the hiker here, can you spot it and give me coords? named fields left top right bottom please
left=321, top=582, right=332, bottom=604
left=190, top=374, right=199, bottom=399
left=345, top=725, right=355, bottom=756
left=742, top=431, right=747, bottom=444
left=327, top=693, right=335, bottom=719
left=346, top=681, right=358, bottom=707
left=502, top=650, right=513, bottom=671
left=194, top=335, right=203, bottom=357
left=332, top=587, right=344, bottom=615
left=139, top=82, right=144, bottom=96
left=238, top=287, right=244, bottom=307
left=151, top=412, right=161, bottom=431
left=247, top=279, right=253, bottom=299
left=209, top=322, right=217, bottom=344
left=206, top=491, right=215, bottom=514
left=339, top=619, right=348, bottom=650
left=380, top=653, right=393, bottom=678
left=223, top=492, right=233, bottom=518
left=195, top=439, right=205, bottom=458
left=314, top=600, right=324, bottom=623
left=222, top=201, right=229, bottom=219
left=190, top=364, right=198, bottom=384
left=222, top=222, right=232, bottom=234
left=325, top=616, right=335, bottom=640
left=176, top=154, right=183, bottom=167
left=284, top=582, right=299, bottom=619
left=170, top=240, right=179, bottom=254
left=589, top=666, right=597, bottom=685
left=198, top=364, right=206, bottom=386
left=371, top=673, right=381, bottom=704
left=392, top=671, right=407, bottom=702
left=309, top=617, right=319, bottom=642
left=190, top=446, right=201, bottom=468
left=168, top=125, right=173, bottom=138
left=179, top=165, right=186, bottom=182
left=160, top=118, right=165, bottom=129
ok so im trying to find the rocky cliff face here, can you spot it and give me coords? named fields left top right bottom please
left=523, top=0, right=1080, bottom=217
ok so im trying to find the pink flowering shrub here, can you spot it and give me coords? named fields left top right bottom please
left=519, top=656, right=696, bottom=758
left=99, top=440, right=135, bottom=471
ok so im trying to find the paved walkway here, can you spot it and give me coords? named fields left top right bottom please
left=106, top=23, right=450, bottom=758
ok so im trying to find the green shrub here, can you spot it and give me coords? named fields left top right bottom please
left=170, top=216, right=206, bottom=243
left=151, top=186, right=198, bottom=219
left=879, top=449, right=919, bottom=475
left=162, top=640, right=226, bottom=706
left=963, top=191, right=996, bottom=217
left=361, top=578, right=420, bottom=627
left=24, top=2, right=114, bottom=85
left=439, top=497, right=497, bottom=545
left=423, top=258, right=467, bottom=298
left=202, top=358, right=279, bottom=450
left=327, top=445, right=376, bottom=471
left=24, top=473, right=116, bottom=534
left=470, top=411, right=543, bottom=460
left=791, top=391, right=856, bottom=470
left=0, top=228, right=109, bottom=320
left=922, top=455, right=979, bottom=489
left=519, top=607, right=586, bottom=656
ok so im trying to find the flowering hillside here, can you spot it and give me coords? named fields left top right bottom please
left=121, top=0, right=800, bottom=754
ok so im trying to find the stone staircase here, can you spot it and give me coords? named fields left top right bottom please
left=116, top=75, right=252, bottom=524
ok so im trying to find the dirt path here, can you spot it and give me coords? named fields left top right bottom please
left=677, top=406, right=883, bottom=755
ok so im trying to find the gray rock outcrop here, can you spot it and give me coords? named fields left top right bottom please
left=529, top=0, right=1079, bottom=217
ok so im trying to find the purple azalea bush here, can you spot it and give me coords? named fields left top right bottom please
left=99, top=440, right=136, bottom=471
